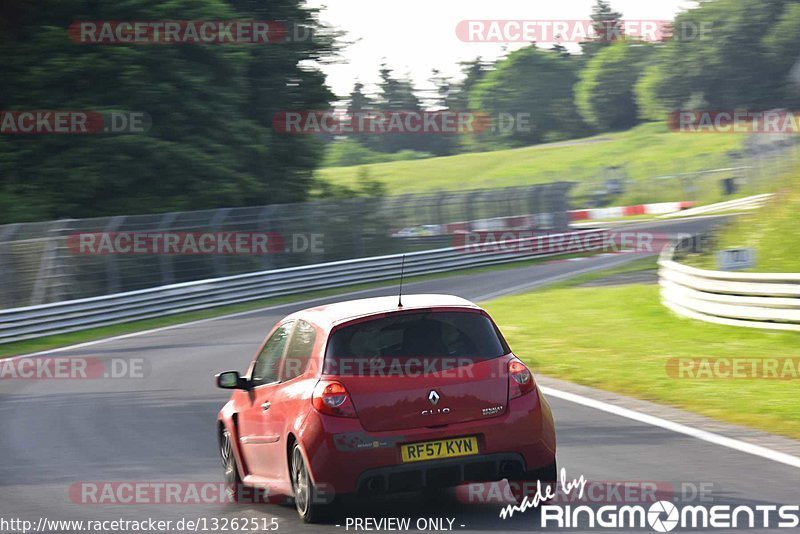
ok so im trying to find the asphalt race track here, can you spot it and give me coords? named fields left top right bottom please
left=2, top=216, right=797, bottom=533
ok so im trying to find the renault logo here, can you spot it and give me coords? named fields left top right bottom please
left=428, top=390, right=440, bottom=405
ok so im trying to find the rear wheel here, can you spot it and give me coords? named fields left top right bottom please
left=509, top=459, right=557, bottom=506
left=291, top=444, right=331, bottom=523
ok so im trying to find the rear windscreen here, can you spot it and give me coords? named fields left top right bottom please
left=324, top=311, right=509, bottom=375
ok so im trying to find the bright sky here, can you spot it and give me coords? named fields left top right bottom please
left=305, top=0, right=697, bottom=100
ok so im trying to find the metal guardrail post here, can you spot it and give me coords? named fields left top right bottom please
left=464, top=190, right=480, bottom=232
left=0, top=224, right=20, bottom=309
left=104, top=216, right=125, bottom=295
left=29, top=221, right=68, bottom=306
left=258, top=205, right=277, bottom=271
left=158, top=212, right=178, bottom=285
left=210, top=208, right=231, bottom=278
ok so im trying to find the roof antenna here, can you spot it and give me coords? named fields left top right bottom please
left=397, top=255, right=406, bottom=308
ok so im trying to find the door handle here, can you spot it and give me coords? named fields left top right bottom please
left=261, top=401, right=271, bottom=411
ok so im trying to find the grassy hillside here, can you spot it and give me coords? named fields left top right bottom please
left=695, top=173, right=800, bottom=272
left=316, top=122, right=748, bottom=204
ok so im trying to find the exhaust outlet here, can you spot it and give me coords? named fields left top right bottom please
left=500, top=460, right=523, bottom=478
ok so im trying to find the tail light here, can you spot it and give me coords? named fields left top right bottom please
left=509, top=360, right=535, bottom=399
left=312, top=381, right=357, bottom=418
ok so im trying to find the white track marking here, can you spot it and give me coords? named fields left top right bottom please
left=541, top=386, right=800, bottom=470
left=474, top=254, right=640, bottom=301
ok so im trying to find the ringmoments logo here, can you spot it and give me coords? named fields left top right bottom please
left=500, top=468, right=800, bottom=531
left=648, top=501, right=679, bottom=532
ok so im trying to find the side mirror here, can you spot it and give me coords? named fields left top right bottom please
left=216, top=371, right=248, bottom=390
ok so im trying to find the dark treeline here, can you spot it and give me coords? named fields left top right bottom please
left=0, top=0, right=336, bottom=222
left=2, top=0, right=800, bottom=223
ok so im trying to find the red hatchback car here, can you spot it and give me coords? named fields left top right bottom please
left=215, top=294, right=557, bottom=522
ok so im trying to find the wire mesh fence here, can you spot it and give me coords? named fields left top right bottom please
left=0, top=182, right=574, bottom=309
left=569, top=133, right=800, bottom=208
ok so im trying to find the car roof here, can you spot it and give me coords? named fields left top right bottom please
left=288, top=294, right=481, bottom=330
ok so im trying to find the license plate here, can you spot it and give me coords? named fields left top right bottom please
left=400, top=436, right=479, bottom=463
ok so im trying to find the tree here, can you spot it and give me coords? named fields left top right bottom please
left=468, top=46, right=587, bottom=149
left=575, top=41, right=653, bottom=130
left=222, top=0, right=338, bottom=204
left=0, top=0, right=336, bottom=223
left=761, top=2, right=800, bottom=108
left=346, top=81, right=373, bottom=147
left=550, top=43, right=571, bottom=58
left=426, top=69, right=451, bottom=109
left=636, top=0, right=794, bottom=114
left=368, top=65, right=426, bottom=153
left=377, top=64, right=423, bottom=112
left=421, top=69, right=461, bottom=156
left=347, top=82, right=372, bottom=116
left=580, top=0, right=624, bottom=57
left=634, top=62, right=670, bottom=121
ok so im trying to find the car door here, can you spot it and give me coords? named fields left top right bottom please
left=258, top=319, right=319, bottom=477
left=238, top=321, right=293, bottom=477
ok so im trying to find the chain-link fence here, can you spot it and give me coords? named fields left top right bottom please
left=3, top=134, right=798, bottom=311
left=570, top=133, right=800, bottom=208
left=0, top=182, right=574, bottom=309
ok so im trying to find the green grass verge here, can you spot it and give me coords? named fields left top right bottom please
left=685, top=169, right=800, bottom=272
left=482, top=273, right=800, bottom=439
left=316, top=122, right=747, bottom=205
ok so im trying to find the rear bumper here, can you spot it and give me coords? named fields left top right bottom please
left=299, top=387, right=556, bottom=496
left=356, top=452, right=526, bottom=495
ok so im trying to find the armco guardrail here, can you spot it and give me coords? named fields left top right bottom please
left=659, top=193, right=773, bottom=218
left=0, top=182, right=575, bottom=309
left=0, top=229, right=610, bottom=344
left=659, top=242, right=800, bottom=331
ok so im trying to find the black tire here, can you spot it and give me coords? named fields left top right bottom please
left=220, top=427, right=243, bottom=503
left=291, top=443, right=331, bottom=523
left=509, top=459, right=558, bottom=506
